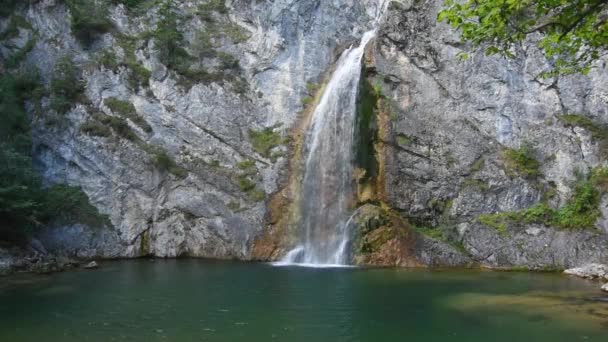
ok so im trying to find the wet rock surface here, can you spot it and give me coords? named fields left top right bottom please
left=0, top=245, right=80, bottom=276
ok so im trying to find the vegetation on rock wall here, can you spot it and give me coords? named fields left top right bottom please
left=355, top=77, right=380, bottom=184
left=65, top=0, right=114, bottom=47
left=559, top=114, right=608, bottom=158
left=50, top=56, right=85, bottom=113
left=151, top=0, right=247, bottom=91
left=116, top=35, right=152, bottom=90
left=248, top=126, right=285, bottom=159
left=104, top=98, right=152, bottom=133
left=5, top=38, right=36, bottom=70
left=234, top=159, right=265, bottom=202
left=0, top=72, right=109, bottom=243
left=149, top=146, right=188, bottom=178
left=502, top=144, right=541, bottom=179
left=439, top=0, right=608, bottom=76
left=478, top=168, right=608, bottom=233
left=0, top=15, right=32, bottom=41
left=0, top=0, right=19, bottom=18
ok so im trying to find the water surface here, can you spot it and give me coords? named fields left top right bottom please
left=1, top=260, right=607, bottom=341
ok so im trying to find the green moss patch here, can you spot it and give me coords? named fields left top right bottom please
left=355, top=78, right=380, bottom=183
left=477, top=168, right=606, bottom=233
left=249, top=127, right=285, bottom=158
left=502, top=144, right=541, bottom=179
left=559, top=114, right=608, bottom=141
left=0, top=15, right=32, bottom=41
left=66, top=0, right=114, bottom=47
left=4, top=37, right=36, bottom=69
left=104, top=98, right=152, bottom=133
left=147, top=146, right=188, bottom=178
left=117, top=35, right=151, bottom=90
left=50, top=56, right=85, bottom=113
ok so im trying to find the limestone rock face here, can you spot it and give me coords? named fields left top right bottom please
left=366, top=0, right=608, bottom=268
left=1, top=0, right=386, bottom=259
left=564, top=264, right=608, bottom=280
left=2, top=0, right=608, bottom=268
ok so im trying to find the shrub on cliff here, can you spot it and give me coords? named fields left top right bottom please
left=477, top=169, right=605, bottom=232
left=66, top=0, right=114, bottom=47
left=249, top=127, right=285, bottom=158
left=0, top=72, right=108, bottom=244
left=502, top=144, right=541, bottom=179
left=50, top=56, right=85, bottom=113
left=104, top=98, right=152, bottom=133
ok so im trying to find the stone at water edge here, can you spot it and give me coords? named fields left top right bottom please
left=83, top=261, right=99, bottom=269
left=563, top=264, right=608, bottom=280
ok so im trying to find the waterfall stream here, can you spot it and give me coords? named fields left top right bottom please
left=274, top=1, right=390, bottom=267
left=276, top=30, right=378, bottom=267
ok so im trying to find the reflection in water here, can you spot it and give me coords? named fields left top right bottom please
left=0, top=260, right=607, bottom=341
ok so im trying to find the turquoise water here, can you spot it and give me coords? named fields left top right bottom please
left=1, top=259, right=607, bottom=341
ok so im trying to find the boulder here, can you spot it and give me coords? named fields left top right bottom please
left=83, top=261, right=99, bottom=269
left=564, top=264, right=608, bottom=280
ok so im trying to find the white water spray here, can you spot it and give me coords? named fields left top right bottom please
left=276, top=2, right=390, bottom=267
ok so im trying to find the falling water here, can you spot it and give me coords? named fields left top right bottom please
left=273, top=0, right=391, bottom=267
left=275, top=30, right=378, bottom=267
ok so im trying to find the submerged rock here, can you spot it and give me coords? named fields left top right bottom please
left=564, top=264, right=608, bottom=280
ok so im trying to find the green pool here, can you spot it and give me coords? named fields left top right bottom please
left=1, top=259, right=607, bottom=341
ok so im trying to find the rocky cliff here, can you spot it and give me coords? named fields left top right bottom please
left=1, top=0, right=607, bottom=270
left=361, top=0, right=608, bottom=269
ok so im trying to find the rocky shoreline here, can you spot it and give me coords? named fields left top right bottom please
left=563, top=264, right=608, bottom=293
left=0, top=240, right=92, bottom=276
left=3, top=237, right=608, bottom=295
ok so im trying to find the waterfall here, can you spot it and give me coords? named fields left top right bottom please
left=272, top=0, right=391, bottom=267
left=275, top=29, right=378, bottom=267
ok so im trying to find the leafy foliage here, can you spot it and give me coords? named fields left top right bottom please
left=148, top=146, right=188, bottom=178
left=249, top=127, right=285, bottom=158
left=66, top=0, right=114, bottom=47
left=502, top=144, right=540, bottom=179
left=95, top=49, right=120, bottom=71
left=0, top=0, right=19, bottom=18
left=50, top=56, right=84, bottom=113
left=477, top=168, right=606, bottom=232
left=5, top=38, right=36, bottom=69
left=197, top=0, right=228, bottom=21
left=80, top=120, right=112, bottom=137
left=117, top=35, right=151, bottom=89
left=0, top=15, right=33, bottom=41
left=150, top=1, right=246, bottom=91
left=559, top=114, right=608, bottom=141
left=0, top=72, right=108, bottom=243
left=111, top=0, right=146, bottom=10
left=104, top=98, right=152, bottom=133
left=438, top=0, right=608, bottom=76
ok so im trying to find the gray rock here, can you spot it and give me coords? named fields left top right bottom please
left=83, top=261, right=99, bottom=269
left=602, top=283, right=608, bottom=293
left=564, top=264, right=608, bottom=280
left=1, top=0, right=607, bottom=269
left=7, top=0, right=387, bottom=261
left=368, top=0, right=608, bottom=268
